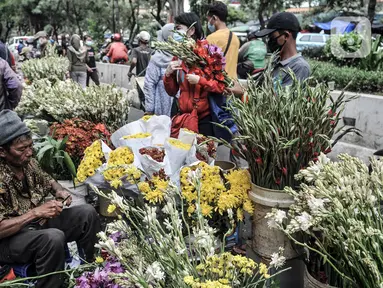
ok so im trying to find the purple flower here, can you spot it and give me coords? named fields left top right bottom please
left=110, top=231, right=122, bottom=242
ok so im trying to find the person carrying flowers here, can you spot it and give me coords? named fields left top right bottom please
left=163, top=12, right=226, bottom=138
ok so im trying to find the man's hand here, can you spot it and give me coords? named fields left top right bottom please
left=186, top=74, right=200, bottom=85
left=165, top=61, right=182, bottom=77
left=55, top=189, right=72, bottom=207
left=225, top=81, right=244, bottom=97
left=33, top=201, right=63, bottom=219
left=87, top=67, right=93, bottom=73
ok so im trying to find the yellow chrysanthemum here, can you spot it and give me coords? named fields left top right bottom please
left=168, top=138, right=191, bottom=150
left=141, top=115, right=153, bottom=121
left=123, top=132, right=151, bottom=139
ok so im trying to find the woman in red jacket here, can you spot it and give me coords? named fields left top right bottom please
left=164, top=13, right=224, bottom=137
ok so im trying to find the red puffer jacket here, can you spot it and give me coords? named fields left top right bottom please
left=163, top=58, right=224, bottom=120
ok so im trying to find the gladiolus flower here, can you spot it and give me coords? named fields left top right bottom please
left=324, top=148, right=332, bottom=154
left=215, top=73, right=225, bottom=81
left=282, top=167, right=287, bottom=176
left=256, top=157, right=263, bottom=165
left=308, top=130, right=313, bottom=137
left=275, top=178, right=281, bottom=185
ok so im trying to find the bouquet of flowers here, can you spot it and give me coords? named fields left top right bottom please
left=180, top=162, right=254, bottom=236
left=227, top=65, right=358, bottom=190
left=50, top=118, right=111, bottom=166
left=75, top=165, right=287, bottom=288
left=155, top=36, right=233, bottom=92
left=22, top=46, right=69, bottom=84
left=16, top=79, right=130, bottom=131
left=266, top=153, right=383, bottom=287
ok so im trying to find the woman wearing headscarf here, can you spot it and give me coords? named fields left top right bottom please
left=143, top=23, right=175, bottom=117
left=164, top=12, right=223, bottom=137
left=67, top=34, right=88, bottom=88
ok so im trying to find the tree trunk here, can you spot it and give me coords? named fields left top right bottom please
left=367, top=0, right=376, bottom=23
left=258, top=0, right=267, bottom=29
left=115, top=0, right=120, bottom=32
left=112, top=0, right=116, bottom=32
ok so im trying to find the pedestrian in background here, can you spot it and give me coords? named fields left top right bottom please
left=84, top=36, right=100, bottom=86
left=129, top=31, right=152, bottom=78
left=144, top=24, right=174, bottom=117
left=0, top=58, right=22, bottom=111
left=206, top=1, right=240, bottom=79
left=67, top=34, right=88, bottom=88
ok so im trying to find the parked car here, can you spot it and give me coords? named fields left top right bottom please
left=296, top=33, right=330, bottom=52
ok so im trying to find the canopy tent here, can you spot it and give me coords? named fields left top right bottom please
left=314, top=20, right=356, bottom=33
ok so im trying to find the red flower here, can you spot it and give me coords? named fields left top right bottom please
left=252, top=148, right=257, bottom=153
left=206, top=56, right=214, bottom=65
left=330, top=120, right=336, bottom=127
left=217, top=82, right=225, bottom=92
left=313, top=152, right=319, bottom=157
left=295, top=152, right=299, bottom=158
left=324, top=148, right=332, bottom=154
left=232, top=149, right=239, bottom=156
left=313, top=158, right=319, bottom=162
left=282, top=167, right=288, bottom=176
left=308, top=130, right=313, bottom=137
left=308, top=142, right=314, bottom=148
left=204, top=67, right=213, bottom=75
left=275, top=178, right=281, bottom=185
left=213, top=64, right=222, bottom=71
left=197, top=39, right=208, bottom=46
left=256, top=157, right=263, bottom=165
left=194, top=47, right=208, bottom=58
left=215, top=73, right=225, bottom=82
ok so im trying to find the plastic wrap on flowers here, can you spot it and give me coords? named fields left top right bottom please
left=119, top=134, right=152, bottom=169
left=178, top=128, right=197, bottom=145
left=164, top=138, right=192, bottom=175
left=111, top=121, right=146, bottom=148
left=138, top=146, right=167, bottom=177
left=139, top=115, right=171, bottom=145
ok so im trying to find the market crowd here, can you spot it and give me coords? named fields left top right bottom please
left=0, top=1, right=311, bottom=287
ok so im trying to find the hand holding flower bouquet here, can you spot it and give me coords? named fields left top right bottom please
left=155, top=35, right=233, bottom=92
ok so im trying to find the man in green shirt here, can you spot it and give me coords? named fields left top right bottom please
left=237, top=30, right=267, bottom=79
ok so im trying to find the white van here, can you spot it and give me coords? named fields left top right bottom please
left=7, top=36, right=33, bottom=56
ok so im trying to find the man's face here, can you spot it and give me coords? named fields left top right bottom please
left=39, top=37, right=48, bottom=46
left=267, top=30, right=289, bottom=53
left=0, top=137, right=33, bottom=168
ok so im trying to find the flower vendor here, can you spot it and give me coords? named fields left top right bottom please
left=164, top=12, right=227, bottom=137
left=0, top=110, right=101, bottom=288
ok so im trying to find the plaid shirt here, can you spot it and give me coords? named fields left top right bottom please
left=0, top=158, right=54, bottom=222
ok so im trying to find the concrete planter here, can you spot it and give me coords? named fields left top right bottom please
left=304, top=266, right=338, bottom=288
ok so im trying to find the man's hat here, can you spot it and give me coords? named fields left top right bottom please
left=255, top=12, right=301, bottom=38
left=33, top=31, right=47, bottom=41
left=0, top=110, right=30, bottom=146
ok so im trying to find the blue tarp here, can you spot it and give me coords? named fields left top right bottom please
left=314, top=20, right=356, bottom=33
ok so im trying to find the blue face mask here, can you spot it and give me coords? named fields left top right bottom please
left=208, top=19, right=216, bottom=33
left=173, top=30, right=186, bottom=42
left=86, top=41, right=94, bottom=46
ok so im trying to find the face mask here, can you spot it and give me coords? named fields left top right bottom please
left=58, top=40, right=62, bottom=45
left=173, top=30, right=186, bottom=42
left=208, top=19, right=216, bottom=33
left=267, top=33, right=286, bottom=53
left=86, top=41, right=94, bottom=46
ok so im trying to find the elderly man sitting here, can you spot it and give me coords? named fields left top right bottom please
left=0, top=110, right=101, bottom=287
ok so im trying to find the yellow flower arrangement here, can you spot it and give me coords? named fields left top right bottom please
left=180, top=163, right=254, bottom=220
left=141, top=115, right=153, bottom=121
left=168, top=138, right=192, bottom=150
left=76, top=140, right=104, bottom=183
left=108, top=147, right=134, bottom=166
left=122, top=132, right=151, bottom=139
left=138, top=171, right=169, bottom=204
left=102, top=164, right=142, bottom=189
left=184, top=253, right=270, bottom=287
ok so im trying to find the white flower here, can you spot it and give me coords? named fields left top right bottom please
left=162, top=201, right=174, bottom=215
left=143, top=205, right=157, bottom=225
left=164, top=218, right=173, bottom=231
left=307, top=196, right=326, bottom=215
left=266, top=209, right=286, bottom=229
left=110, top=191, right=125, bottom=209
left=296, top=212, right=313, bottom=231
left=270, top=251, right=286, bottom=269
left=146, top=261, right=165, bottom=281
